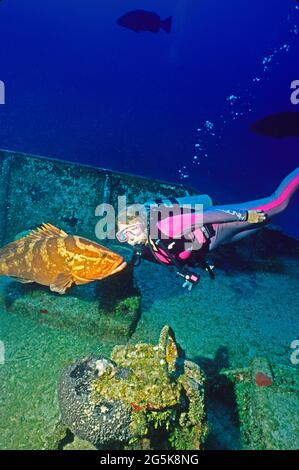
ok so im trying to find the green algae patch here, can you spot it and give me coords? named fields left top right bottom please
left=92, top=343, right=181, bottom=411
left=63, top=436, right=97, bottom=451
left=4, top=256, right=141, bottom=342
left=0, top=304, right=115, bottom=450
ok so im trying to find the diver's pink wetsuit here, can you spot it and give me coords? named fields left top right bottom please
left=151, top=167, right=299, bottom=266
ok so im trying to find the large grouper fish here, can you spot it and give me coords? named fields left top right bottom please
left=0, top=223, right=127, bottom=294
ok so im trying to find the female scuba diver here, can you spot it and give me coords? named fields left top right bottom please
left=116, top=167, right=299, bottom=290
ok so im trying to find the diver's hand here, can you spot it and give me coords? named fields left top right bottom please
left=178, top=272, right=200, bottom=291
left=247, top=210, right=267, bottom=224
left=182, top=279, right=195, bottom=291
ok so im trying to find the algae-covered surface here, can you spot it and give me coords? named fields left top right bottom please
left=0, top=277, right=115, bottom=449
left=0, top=231, right=299, bottom=450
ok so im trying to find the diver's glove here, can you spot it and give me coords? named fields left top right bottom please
left=205, top=262, right=215, bottom=280
left=247, top=209, right=267, bottom=223
left=176, top=271, right=200, bottom=291
left=132, top=244, right=145, bottom=266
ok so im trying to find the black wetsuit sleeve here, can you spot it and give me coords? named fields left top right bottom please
left=202, top=207, right=248, bottom=224
left=135, top=238, right=205, bottom=289
left=140, top=245, right=158, bottom=262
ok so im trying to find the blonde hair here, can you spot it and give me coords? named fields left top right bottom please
left=117, top=204, right=148, bottom=228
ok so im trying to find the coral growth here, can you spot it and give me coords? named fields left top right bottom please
left=59, top=326, right=208, bottom=450
left=91, top=326, right=208, bottom=449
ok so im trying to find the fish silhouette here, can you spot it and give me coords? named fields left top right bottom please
left=250, top=111, right=299, bottom=139
left=0, top=223, right=126, bottom=294
left=117, top=10, right=172, bottom=34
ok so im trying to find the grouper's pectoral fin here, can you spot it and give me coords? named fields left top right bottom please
left=13, top=277, right=34, bottom=284
left=50, top=272, right=74, bottom=295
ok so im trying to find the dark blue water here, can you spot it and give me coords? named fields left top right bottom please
left=0, top=0, right=298, bottom=237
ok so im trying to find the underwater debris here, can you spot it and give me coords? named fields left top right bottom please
left=117, top=10, right=172, bottom=34
left=251, top=358, right=274, bottom=389
left=255, top=372, right=273, bottom=387
left=134, top=354, right=299, bottom=451
left=39, top=309, right=49, bottom=315
left=0, top=223, right=126, bottom=294
left=232, top=357, right=299, bottom=450
left=58, top=326, right=208, bottom=450
left=59, top=357, right=132, bottom=445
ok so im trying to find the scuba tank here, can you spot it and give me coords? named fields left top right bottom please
left=144, top=193, right=215, bottom=251
left=144, top=194, right=213, bottom=212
